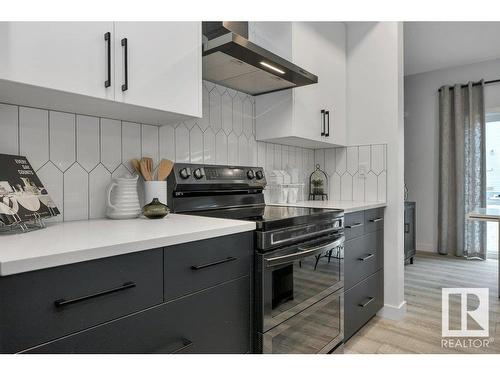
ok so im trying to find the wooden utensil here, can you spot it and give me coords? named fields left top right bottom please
left=143, top=157, right=153, bottom=177
left=140, top=158, right=152, bottom=181
left=157, top=159, right=174, bottom=181
left=131, top=159, right=141, bottom=176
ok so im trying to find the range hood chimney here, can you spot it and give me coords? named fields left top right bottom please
left=202, top=22, right=318, bottom=96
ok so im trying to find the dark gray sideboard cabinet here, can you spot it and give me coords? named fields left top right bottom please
left=0, top=231, right=253, bottom=354
left=344, top=208, right=384, bottom=341
left=404, top=201, right=416, bottom=264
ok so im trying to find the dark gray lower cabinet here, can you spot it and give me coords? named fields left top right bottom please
left=343, top=208, right=384, bottom=341
left=0, top=231, right=253, bottom=354
left=344, top=271, right=383, bottom=340
left=0, top=249, right=164, bottom=353
left=23, top=276, right=250, bottom=354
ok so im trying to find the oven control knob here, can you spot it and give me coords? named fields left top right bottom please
left=247, top=170, right=255, bottom=180
left=255, top=170, right=264, bottom=180
left=193, top=168, right=204, bottom=179
left=179, top=167, right=191, bottom=179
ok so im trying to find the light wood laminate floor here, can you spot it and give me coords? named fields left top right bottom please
left=345, top=251, right=500, bottom=353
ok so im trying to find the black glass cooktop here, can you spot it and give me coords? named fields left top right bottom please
left=186, top=205, right=343, bottom=231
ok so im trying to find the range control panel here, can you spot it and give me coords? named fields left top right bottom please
left=169, top=163, right=266, bottom=188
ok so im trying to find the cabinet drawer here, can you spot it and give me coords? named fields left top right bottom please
left=344, top=230, right=384, bottom=290
left=0, top=249, right=163, bottom=353
left=164, top=232, right=253, bottom=301
left=344, top=211, right=365, bottom=240
left=364, top=208, right=384, bottom=233
left=344, top=270, right=384, bottom=341
left=24, top=276, right=251, bottom=354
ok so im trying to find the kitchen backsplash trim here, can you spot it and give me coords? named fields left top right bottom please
left=0, top=81, right=387, bottom=222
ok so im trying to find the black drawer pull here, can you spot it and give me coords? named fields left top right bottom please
left=191, top=256, right=237, bottom=270
left=358, top=253, right=375, bottom=262
left=358, top=296, right=375, bottom=308
left=168, top=339, right=193, bottom=354
left=54, top=282, right=136, bottom=308
left=121, top=37, right=128, bottom=91
left=325, top=110, right=330, bottom=137
left=104, top=32, right=111, bottom=88
left=321, top=109, right=326, bottom=136
left=369, top=217, right=383, bottom=223
left=345, top=222, right=363, bottom=229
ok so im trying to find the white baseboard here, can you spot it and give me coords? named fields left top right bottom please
left=377, top=300, right=407, bottom=321
left=416, top=242, right=436, bottom=252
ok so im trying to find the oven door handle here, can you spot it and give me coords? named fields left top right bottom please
left=265, top=237, right=344, bottom=267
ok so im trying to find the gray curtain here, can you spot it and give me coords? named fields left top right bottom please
left=438, top=81, right=487, bottom=259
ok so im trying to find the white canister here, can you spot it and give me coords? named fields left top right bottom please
left=106, top=174, right=141, bottom=219
left=144, top=181, right=167, bottom=206
left=278, top=187, right=289, bottom=204
left=288, top=187, right=299, bottom=203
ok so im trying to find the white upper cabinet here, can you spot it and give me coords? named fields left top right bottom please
left=254, top=22, right=346, bottom=148
left=114, top=22, right=201, bottom=117
left=0, top=22, right=202, bottom=123
left=0, top=22, right=115, bottom=100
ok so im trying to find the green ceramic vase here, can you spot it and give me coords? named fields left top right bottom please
left=142, top=198, right=169, bottom=219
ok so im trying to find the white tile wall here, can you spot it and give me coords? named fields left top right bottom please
left=314, top=145, right=387, bottom=202
left=0, top=81, right=387, bottom=221
left=0, top=82, right=314, bottom=221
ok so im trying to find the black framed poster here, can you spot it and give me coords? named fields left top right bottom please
left=0, top=154, right=60, bottom=225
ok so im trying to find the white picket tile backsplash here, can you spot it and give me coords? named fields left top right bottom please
left=0, top=81, right=387, bottom=221
left=314, top=145, right=387, bottom=203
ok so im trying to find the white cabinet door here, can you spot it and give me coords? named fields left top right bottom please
left=114, top=22, right=202, bottom=117
left=0, top=22, right=114, bottom=100
left=292, top=22, right=346, bottom=145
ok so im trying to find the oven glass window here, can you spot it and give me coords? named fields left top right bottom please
left=270, top=247, right=341, bottom=319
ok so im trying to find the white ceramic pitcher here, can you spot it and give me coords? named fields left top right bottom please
left=106, top=174, right=141, bottom=219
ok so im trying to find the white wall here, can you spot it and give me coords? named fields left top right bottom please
left=405, top=58, right=500, bottom=252
left=347, top=22, right=406, bottom=318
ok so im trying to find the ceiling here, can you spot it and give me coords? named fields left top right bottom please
left=404, top=22, right=500, bottom=76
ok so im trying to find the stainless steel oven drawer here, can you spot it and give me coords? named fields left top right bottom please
left=344, top=270, right=384, bottom=341
left=344, top=230, right=384, bottom=290
left=258, top=288, right=343, bottom=354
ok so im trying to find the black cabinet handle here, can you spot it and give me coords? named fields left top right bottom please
left=345, top=222, right=363, bottom=229
left=404, top=223, right=410, bottom=233
left=54, top=282, right=136, bottom=308
left=358, top=253, right=375, bottom=262
left=121, top=38, right=128, bottom=91
left=369, top=217, right=383, bottom=223
left=191, top=256, right=237, bottom=270
left=104, top=32, right=111, bottom=88
left=358, top=296, right=375, bottom=308
left=321, top=109, right=326, bottom=136
left=167, top=339, right=193, bottom=354
left=325, top=110, right=330, bottom=137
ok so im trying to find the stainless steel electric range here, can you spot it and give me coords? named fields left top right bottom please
left=167, top=163, right=344, bottom=354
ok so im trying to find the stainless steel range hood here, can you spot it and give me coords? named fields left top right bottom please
left=202, top=22, right=318, bottom=96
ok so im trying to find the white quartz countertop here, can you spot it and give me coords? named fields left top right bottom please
left=467, top=207, right=500, bottom=221
left=268, top=200, right=387, bottom=213
left=0, top=214, right=256, bottom=276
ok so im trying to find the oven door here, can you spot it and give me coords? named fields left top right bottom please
left=259, top=287, right=343, bottom=354
left=259, top=233, right=344, bottom=332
